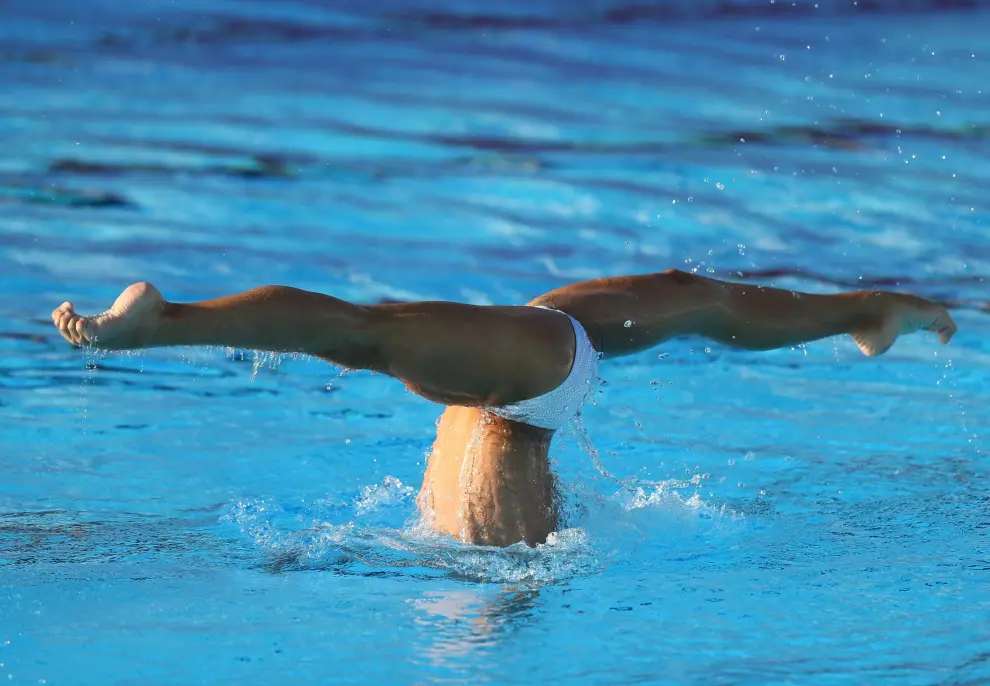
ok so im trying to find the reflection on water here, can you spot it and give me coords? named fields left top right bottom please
left=412, top=586, right=544, bottom=671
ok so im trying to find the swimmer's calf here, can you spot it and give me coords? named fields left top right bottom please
left=527, top=270, right=956, bottom=358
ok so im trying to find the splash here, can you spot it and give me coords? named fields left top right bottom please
left=221, top=482, right=605, bottom=584
left=354, top=476, right=415, bottom=515
left=619, top=486, right=742, bottom=530
left=250, top=350, right=283, bottom=381
left=221, top=387, right=740, bottom=584
left=568, top=413, right=631, bottom=491
left=563, top=413, right=744, bottom=543
left=222, top=456, right=743, bottom=584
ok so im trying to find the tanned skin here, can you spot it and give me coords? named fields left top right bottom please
left=53, top=270, right=956, bottom=547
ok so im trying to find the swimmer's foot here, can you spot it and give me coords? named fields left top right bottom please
left=52, top=281, right=165, bottom=349
left=852, top=292, right=957, bottom=356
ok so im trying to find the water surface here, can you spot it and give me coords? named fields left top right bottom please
left=1, top=1, right=988, bottom=684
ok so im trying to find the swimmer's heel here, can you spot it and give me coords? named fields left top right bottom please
left=851, top=318, right=899, bottom=357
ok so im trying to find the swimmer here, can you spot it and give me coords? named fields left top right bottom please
left=52, top=271, right=956, bottom=547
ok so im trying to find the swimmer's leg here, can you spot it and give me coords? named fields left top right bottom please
left=52, top=281, right=575, bottom=406
left=528, top=269, right=956, bottom=358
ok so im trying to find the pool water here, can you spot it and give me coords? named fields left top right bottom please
left=2, top=0, right=989, bottom=683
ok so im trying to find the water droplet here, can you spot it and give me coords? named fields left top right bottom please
left=728, top=459, right=735, bottom=466
left=705, top=347, right=711, bottom=353
left=623, top=320, right=633, bottom=328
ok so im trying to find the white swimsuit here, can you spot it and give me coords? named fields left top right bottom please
left=488, top=308, right=599, bottom=430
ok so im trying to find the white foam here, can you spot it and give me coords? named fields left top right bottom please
left=222, top=490, right=605, bottom=583
left=354, top=476, right=415, bottom=515
left=222, top=462, right=744, bottom=584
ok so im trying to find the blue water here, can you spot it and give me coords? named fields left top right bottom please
left=2, top=1, right=989, bottom=683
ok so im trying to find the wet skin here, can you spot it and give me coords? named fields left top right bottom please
left=53, top=270, right=956, bottom=546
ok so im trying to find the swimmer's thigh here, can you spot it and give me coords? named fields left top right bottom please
left=354, top=302, right=576, bottom=407
left=527, top=270, right=713, bottom=357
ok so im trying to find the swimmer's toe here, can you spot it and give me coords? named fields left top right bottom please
left=51, top=282, right=164, bottom=349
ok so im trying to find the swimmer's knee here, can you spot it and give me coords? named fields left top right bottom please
left=659, top=269, right=703, bottom=286
left=313, top=307, right=391, bottom=372
left=316, top=343, right=389, bottom=373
